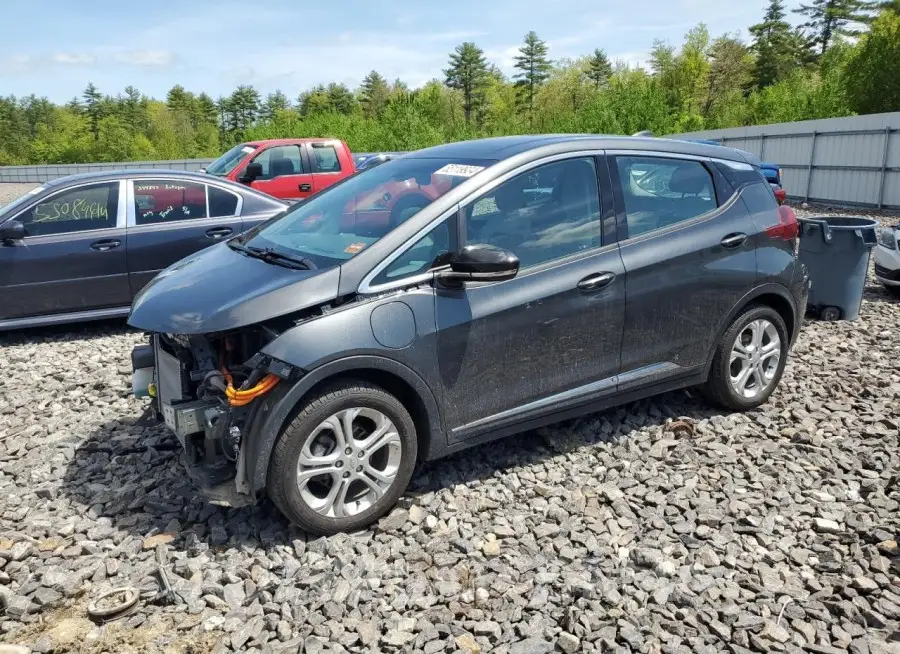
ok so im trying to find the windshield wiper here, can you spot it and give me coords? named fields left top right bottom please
left=228, top=242, right=317, bottom=270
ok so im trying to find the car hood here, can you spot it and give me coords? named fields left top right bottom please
left=127, top=241, right=341, bottom=334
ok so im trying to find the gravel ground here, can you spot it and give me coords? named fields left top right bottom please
left=0, top=183, right=40, bottom=207
left=0, top=200, right=899, bottom=653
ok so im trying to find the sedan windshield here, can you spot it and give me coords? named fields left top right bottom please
left=206, top=143, right=257, bottom=176
left=239, top=157, right=493, bottom=269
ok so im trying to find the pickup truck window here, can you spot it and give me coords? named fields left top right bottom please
left=240, top=156, right=492, bottom=269
left=206, top=143, right=257, bottom=176
left=251, top=145, right=306, bottom=180
left=311, top=144, right=341, bottom=173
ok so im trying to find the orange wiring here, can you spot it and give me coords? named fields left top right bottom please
left=221, top=367, right=280, bottom=407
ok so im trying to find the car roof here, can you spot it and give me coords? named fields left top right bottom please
left=244, top=138, right=345, bottom=147
left=43, top=169, right=245, bottom=188
left=405, top=134, right=760, bottom=166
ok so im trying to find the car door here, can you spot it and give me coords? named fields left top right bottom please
left=246, top=144, right=314, bottom=201
left=125, top=178, right=244, bottom=295
left=0, top=180, right=129, bottom=324
left=308, top=142, right=346, bottom=194
left=432, top=155, right=626, bottom=443
left=608, top=152, right=759, bottom=387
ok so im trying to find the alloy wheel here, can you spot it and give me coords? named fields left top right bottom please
left=728, top=318, right=782, bottom=400
left=296, top=407, right=402, bottom=518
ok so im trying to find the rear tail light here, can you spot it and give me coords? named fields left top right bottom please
left=766, top=205, right=800, bottom=241
left=774, top=188, right=786, bottom=205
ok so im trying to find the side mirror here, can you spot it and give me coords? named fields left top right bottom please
left=0, top=220, right=26, bottom=243
left=240, top=162, right=263, bottom=183
left=436, top=245, right=519, bottom=284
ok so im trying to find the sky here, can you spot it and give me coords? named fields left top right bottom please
left=1, top=0, right=801, bottom=103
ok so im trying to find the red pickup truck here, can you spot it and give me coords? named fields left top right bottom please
left=202, top=138, right=356, bottom=202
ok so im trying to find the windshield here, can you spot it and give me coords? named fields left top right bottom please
left=206, top=143, right=257, bottom=176
left=241, top=157, right=492, bottom=269
left=0, top=184, right=46, bottom=216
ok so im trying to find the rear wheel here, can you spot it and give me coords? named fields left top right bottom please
left=267, top=382, right=417, bottom=535
left=884, top=285, right=900, bottom=299
left=705, top=305, right=788, bottom=411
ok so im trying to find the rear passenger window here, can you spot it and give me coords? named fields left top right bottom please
left=615, top=157, right=717, bottom=238
left=311, top=145, right=341, bottom=172
left=208, top=186, right=239, bottom=217
left=135, top=180, right=208, bottom=225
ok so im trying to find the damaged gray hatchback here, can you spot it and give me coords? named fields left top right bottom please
left=129, top=135, right=809, bottom=535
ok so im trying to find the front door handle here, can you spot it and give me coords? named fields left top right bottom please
left=721, top=233, right=747, bottom=248
left=577, top=271, right=616, bottom=291
left=90, top=239, right=121, bottom=251
left=299, top=183, right=312, bottom=192
left=205, top=227, right=233, bottom=239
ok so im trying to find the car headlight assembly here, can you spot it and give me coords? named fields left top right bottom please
left=877, top=227, right=898, bottom=250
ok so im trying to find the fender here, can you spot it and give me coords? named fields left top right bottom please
left=244, top=354, right=444, bottom=493
left=702, top=282, right=798, bottom=377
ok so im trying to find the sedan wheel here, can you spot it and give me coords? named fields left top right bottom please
left=268, top=381, right=417, bottom=535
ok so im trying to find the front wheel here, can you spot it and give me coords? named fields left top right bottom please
left=267, top=381, right=417, bottom=535
left=705, top=305, right=789, bottom=411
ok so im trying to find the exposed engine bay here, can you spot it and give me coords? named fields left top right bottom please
left=131, top=327, right=296, bottom=506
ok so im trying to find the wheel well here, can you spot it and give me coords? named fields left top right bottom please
left=298, top=368, right=434, bottom=462
left=751, top=293, right=796, bottom=340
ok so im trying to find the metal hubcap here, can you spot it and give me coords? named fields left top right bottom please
left=729, top=319, right=781, bottom=399
left=296, top=407, right=402, bottom=518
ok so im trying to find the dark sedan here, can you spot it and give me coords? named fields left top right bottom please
left=0, top=170, right=287, bottom=330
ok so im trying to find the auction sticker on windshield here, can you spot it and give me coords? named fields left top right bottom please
left=434, top=164, right=485, bottom=177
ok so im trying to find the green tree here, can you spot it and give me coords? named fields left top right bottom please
left=587, top=48, right=613, bottom=88
left=196, top=93, right=219, bottom=126
left=702, top=35, right=754, bottom=117
left=261, top=90, right=291, bottom=121
left=122, top=86, right=147, bottom=133
left=298, top=85, right=331, bottom=116
left=750, top=0, right=808, bottom=87
left=359, top=70, right=391, bottom=118
left=513, top=31, right=552, bottom=119
left=226, top=85, right=260, bottom=133
left=326, top=83, right=356, bottom=114
left=844, top=9, right=900, bottom=112
left=795, top=0, right=878, bottom=54
left=82, top=82, right=102, bottom=141
left=444, top=42, right=489, bottom=123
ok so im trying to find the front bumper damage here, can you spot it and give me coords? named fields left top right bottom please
left=131, top=331, right=295, bottom=507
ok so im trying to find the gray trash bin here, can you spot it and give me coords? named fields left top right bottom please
left=797, top=215, right=879, bottom=321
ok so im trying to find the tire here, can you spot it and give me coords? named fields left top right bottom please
left=705, top=304, right=789, bottom=411
left=885, top=285, right=900, bottom=299
left=267, top=381, right=418, bottom=535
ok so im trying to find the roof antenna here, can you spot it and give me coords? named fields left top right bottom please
left=632, top=130, right=654, bottom=137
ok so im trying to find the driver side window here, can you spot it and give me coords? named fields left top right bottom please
left=371, top=216, right=457, bottom=286
left=250, top=145, right=305, bottom=180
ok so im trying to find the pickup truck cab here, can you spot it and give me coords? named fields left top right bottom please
left=203, top=138, right=356, bottom=202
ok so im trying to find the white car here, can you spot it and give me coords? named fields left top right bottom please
left=875, top=225, right=900, bottom=297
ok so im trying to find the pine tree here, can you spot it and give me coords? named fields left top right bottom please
left=326, top=83, right=355, bottom=114
left=795, top=0, right=878, bottom=54
left=750, top=0, right=808, bottom=86
left=298, top=86, right=330, bottom=116
left=82, top=82, right=102, bottom=141
left=122, top=86, right=146, bottom=132
left=359, top=70, right=391, bottom=118
left=227, top=85, right=260, bottom=133
left=444, top=42, right=489, bottom=123
left=513, top=31, right=552, bottom=118
left=196, top=93, right=219, bottom=126
left=587, top=48, right=613, bottom=87
left=261, top=90, right=291, bottom=121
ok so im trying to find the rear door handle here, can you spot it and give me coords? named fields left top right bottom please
left=90, top=239, right=121, bottom=251
left=721, top=233, right=747, bottom=248
left=577, top=271, right=616, bottom=291
left=205, top=227, right=233, bottom=239
left=299, top=183, right=312, bottom=192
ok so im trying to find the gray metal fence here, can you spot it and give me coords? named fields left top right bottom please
left=0, top=159, right=215, bottom=183
left=670, top=112, right=900, bottom=210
